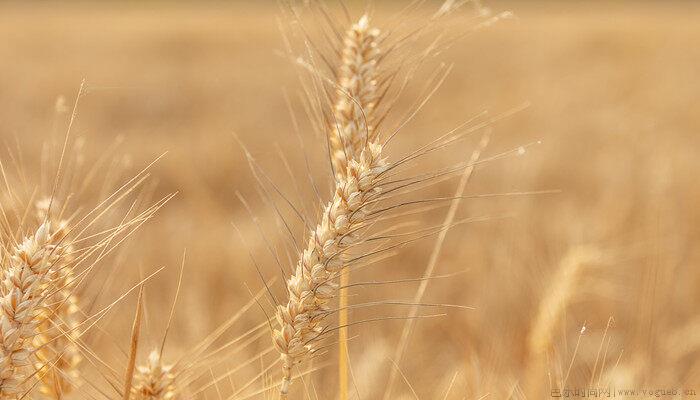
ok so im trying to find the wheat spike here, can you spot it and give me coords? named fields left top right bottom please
left=131, top=349, right=178, bottom=400
left=0, top=222, right=65, bottom=398
left=329, top=15, right=381, bottom=179
left=272, top=142, right=387, bottom=396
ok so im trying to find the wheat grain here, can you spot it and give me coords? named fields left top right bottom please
left=272, top=141, right=387, bottom=396
left=329, top=15, right=381, bottom=180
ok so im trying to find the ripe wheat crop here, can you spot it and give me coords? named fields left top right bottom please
left=0, top=1, right=696, bottom=399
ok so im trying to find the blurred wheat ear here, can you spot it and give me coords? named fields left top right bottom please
left=524, top=245, right=602, bottom=397
left=33, top=207, right=83, bottom=399
left=130, top=349, right=177, bottom=400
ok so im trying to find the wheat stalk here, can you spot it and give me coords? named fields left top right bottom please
left=272, top=141, right=387, bottom=396
left=329, top=15, right=381, bottom=180
left=0, top=222, right=66, bottom=398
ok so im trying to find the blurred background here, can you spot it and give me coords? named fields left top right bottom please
left=0, top=1, right=698, bottom=398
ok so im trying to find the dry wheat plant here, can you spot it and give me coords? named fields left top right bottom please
left=1, top=0, right=699, bottom=399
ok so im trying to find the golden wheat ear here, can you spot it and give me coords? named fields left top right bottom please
left=0, top=112, right=171, bottom=398
left=271, top=142, right=388, bottom=397
left=269, top=10, right=387, bottom=397
left=0, top=222, right=62, bottom=397
left=258, top=2, right=527, bottom=397
left=328, top=14, right=382, bottom=180
left=130, top=349, right=177, bottom=400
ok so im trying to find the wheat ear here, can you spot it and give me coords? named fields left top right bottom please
left=0, top=222, right=65, bottom=398
left=33, top=202, right=83, bottom=398
left=528, top=246, right=601, bottom=356
left=329, top=15, right=381, bottom=179
left=131, top=349, right=177, bottom=400
left=35, top=281, right=81, bottom=399
left=272, top=142, right=387, bottom=396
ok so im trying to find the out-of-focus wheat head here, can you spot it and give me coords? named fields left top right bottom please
left=528, top=246, right=602, bottom=356
left=524, top=245, right=602, bottom=397
left=131, top=349, right=177, bottom=400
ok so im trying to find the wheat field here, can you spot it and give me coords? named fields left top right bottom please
left=0, top=1, right=698, bottom=399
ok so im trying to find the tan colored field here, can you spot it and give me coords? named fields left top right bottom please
left=0, top=1, right=699, bottom=399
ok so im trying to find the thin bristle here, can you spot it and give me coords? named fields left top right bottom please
left=123, top=286, right=145, bottom=400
